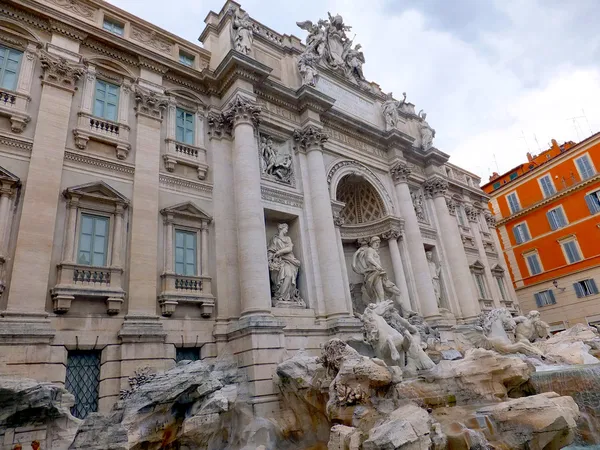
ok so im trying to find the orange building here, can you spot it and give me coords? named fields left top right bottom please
left=483, top=134, right=600, bottom=331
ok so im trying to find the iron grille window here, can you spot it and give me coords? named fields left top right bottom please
left=176, top=347, right=200, bottom=362
left=65, top=350, right=101, bottom=419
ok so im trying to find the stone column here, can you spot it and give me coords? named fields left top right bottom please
left=425, top=177, right=480, bottom=321
left=390, top=163, right=440, bottom=320
left=383, top=230, right=411, bottom=313
left=0, top=186, right=14, bottom=256
left=485, top=212, right=519, bottom=304
left=294, top=126, right=349, bottom=318
left=80, top=66, right=96, bottom=114
left=224, top=95, right=271, bottom=317
left=465, top=205, right=502, bottom=306
left=201, top=221, right=209, bottom=277
left=332, top=213, right=353, bottom=314
left=62, top=196, right=80, bottom=263
left=111, top=204, right=125, bottom=268
left=164, top=213, right=174, bottom=274
left=4, top=52, right=83, bottom=319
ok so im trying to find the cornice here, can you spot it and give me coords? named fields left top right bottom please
left=339, top=215, right=404, bottom=242
left=0, top=133, right=33, bottom=153
left=49, top=19, right=88, bottom=41
left=82, top=39, right=139, bottom=67
left=0, top=4, right=51, bottom=32
left=260, top=185, right=304, bottom=208
left=139, top=55, right=169, bottom=75
left=321, top=118, right=387, bottom=156
left=64, top=150, right=135, bottom=175
left=159, top=174, right=213, bottom=196
left=164, top=72, right=209, bottom=95
left=212, top=50, right=272, bottom=96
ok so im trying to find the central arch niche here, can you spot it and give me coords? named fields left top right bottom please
left=336, top=174, right=385, bottom=225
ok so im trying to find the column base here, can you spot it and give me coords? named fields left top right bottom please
left=0, top=311, right=55, bottom=344
left=118, top=315, right=166, bottom=343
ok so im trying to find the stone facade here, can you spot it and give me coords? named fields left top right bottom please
left=0, top=0, right=517, bottom=420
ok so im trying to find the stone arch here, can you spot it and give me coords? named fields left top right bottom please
left=327, top=159, right=395, bottom=215
left=335, top=175, right=386, bottom=224
left=0, top=18, right=43, bottom=47
left=86, top=56, right=136, bottom=79
left=165, top=87, right=206, bottom=106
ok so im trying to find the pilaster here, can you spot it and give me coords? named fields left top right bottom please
left=425, top=176, right=480, bottom=321
left=383, top=230, right=411, bottom=313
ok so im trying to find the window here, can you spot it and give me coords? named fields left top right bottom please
left=506, top=192, right=520, bottom=213
left=78, top=213, right=109, bottom=267
left=585, top=190, right=600, bottom=214
left=492, top=181, right=501, bottom=190
left=497, top=276, right=508, bottom=301
left=574, top=279, right=599, bottom=298
left=176, top=108, right=194, bottom=145
left=561, top=238, right=582, bottom=264
left=93, top=80, right=120, bottom=122
left=547, top=206, right=567, bottom=230
left=534, top=289, right=556, bottom=307
left=176, top=347, right=200, bottom=362
left=538, top=174, right=556, bottom=198
left=175, top=229, right=197, bottom=276
left=474, top=273, right=488, bottom=299
left=103, top=18, right=124, bottom=36
left=525, top=252, right=543, bottom=276
left=179, top=52, right=194, bottom=67
left=509, top=172, right=518, bottom=180
left=65, top=351, right=100, bottom=419
left=575, top=154, right=595, bottom=180
left=0, top=44, right=23, bottom=91
left=513, top=222, right=531, bottom=244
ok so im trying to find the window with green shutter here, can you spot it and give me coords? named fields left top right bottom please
left=175, top=229, right=197, bottom=276
left=0, top=45, right=23, bottom=91
left=78, top=214, right=109, bottom=267
left=176, top=108, right=194, bottom=145
left=93, top=80, right=120, bottom=121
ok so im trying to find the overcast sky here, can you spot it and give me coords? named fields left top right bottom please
left=108, top=0, right=600, bottom=183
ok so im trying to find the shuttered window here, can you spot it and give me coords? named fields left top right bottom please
left=78, top=214, right=109, bottom=267
left=526, top=253, right=542, bottom=275
left=175, top=229, right=197, bottom=276
left=576, top=155, right=595, bottom=180
left=93, top=80, right=120, bottom=121
left=561, top=240, right=582, bottom=264
left=176, top=108, right=194, bottom=145
left=0, top=44, right=22, bottom=91
left=547, top=207, right=567, bottom=230
left=513, top=223, right=531, bottom=244
left=574, top=279, right=599, bottom=298
left=539, top=175, right=556, bottom=197
left=534, top=290, right=556, bottom=307
left=506, top=192, right=520, bottom=213
left=585, top=190, right=600, bottom=214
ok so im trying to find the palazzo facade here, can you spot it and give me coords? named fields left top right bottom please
left=0, top=0, right=518, bottom=417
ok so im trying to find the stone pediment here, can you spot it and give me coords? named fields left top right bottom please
left=63, top=181, right=129, bottom=204
left=160, top=201, right=212, bottom=222
left=470, top=260, right=486, bottom=274
left=491, top=264, right=505, bottom=276
left=0, top=166, right=19, bottom=183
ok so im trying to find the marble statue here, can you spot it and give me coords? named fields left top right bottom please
left=418, top=110, right=435, bottom=150
left=412, top=190, right=427, bottom=222
left=361, top=300, right=435, bottom=374
left=260, top=136, right=293, bottom=184
left=382, top=92, right=400, bottom=131
left=457, top=308, right=546, bottom=358
left=297, top=13, right=372, bottom=88
left=426, top=251, right=442, bottom=307
left=267, top=223, right=304, bottom=307
left=515, top=310, right=550, bottom=343
left=408, top=313, right=441, bottom=349
left=352, top=236, right=401, bottom=304
left=232, top=9, right=253, bottom=55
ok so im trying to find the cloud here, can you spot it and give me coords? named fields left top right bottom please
left=107, top=0, right=600, bottom=181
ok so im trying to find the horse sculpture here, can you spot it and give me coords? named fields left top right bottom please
left=361, top=301, right=435, bottom=374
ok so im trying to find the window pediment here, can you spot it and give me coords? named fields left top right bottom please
left=0, top=165, right=20, bottom=184
left=161, top=201, right=212, bottom=223
left=491, top=264, right=505, bottom=277
left=470, top=260, right=485, bottom=274
left=63, top=181, right=129, bottom=206
left=86, top=57, right=135, bottom=80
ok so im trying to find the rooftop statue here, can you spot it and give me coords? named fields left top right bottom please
left=418, top=110, right=436, bottom=150
left=382, top=92, right=406, bottom=131
left=231, top=8, right=253, bottom=55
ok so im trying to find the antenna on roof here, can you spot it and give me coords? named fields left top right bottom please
left=582, top=109, right=593, bottom=135
left=519, top=130, right=531, bottom=152
left=533, top=134, right=541, bottom=151
left=567, top=115, right=586, bottom=140
left=493, top=153, right=499, bottom=172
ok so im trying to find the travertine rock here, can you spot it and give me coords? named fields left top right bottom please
left=0, top=377, right=81, bottom=450
left=537, top=324, right=600, bottom=365
left=396, top=348, right=533, bottom=406
left=327, top=424, right=362, bottom=450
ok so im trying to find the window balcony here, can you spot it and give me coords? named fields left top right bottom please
left=479, top=299, right=495, bottom=312
left=500, top=299, right=518, bottom=313
left=163, top=139, right=208, bottom=180
left=158, top=273, right=214, bottom=317
left=73, top=112, right=131, bottom=160
left=0, top=89, right=30, bottom=133
left=51, top=263, right=125, bottom=315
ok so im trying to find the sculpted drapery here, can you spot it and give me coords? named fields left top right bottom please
left=268, top=223, right=304, bottom=306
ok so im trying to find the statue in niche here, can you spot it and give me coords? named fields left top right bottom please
left=260, top=135, right=294, bottom=184
left=267, top=223, right=305, bottom=307
left=418, top=110, right=435, bottom=150
left=231, top=9, right=253, bottom=55
left=352, top=236, right=402, bottom=304
left=426, top=251, right=442, bottom=307
left=411, top=190, right=427, bottom=222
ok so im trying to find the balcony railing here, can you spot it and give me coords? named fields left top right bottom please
left=159, top=273, right=214, bottom=317
left=175, top=276, right=202, bottom=291
left=89, top=117, right=119, bottom=135
left=73, top=268, right=111, bottom=284
left=0, top=91, right=16, bottom=106
left=163, top=139, right=208, bottom=180
left=175, top=143, right=198, bottom=158
left=74, top=112, right=131, bottom=160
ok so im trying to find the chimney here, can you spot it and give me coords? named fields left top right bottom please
left=526, top=152, right=533, bottom=162
left=551, top=139, right=560, bottom=152
left=489, top=172, right=499, bottom=182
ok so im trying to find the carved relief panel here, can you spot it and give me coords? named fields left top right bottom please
left=258, top=132, right=295, bottom=186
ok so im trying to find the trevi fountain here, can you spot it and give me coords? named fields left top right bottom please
left=1, top=2, right=600, bottom=450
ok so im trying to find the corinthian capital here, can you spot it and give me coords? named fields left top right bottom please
left=293, top=125, right=328, bottom=152
left=134, top=86, right=168, bottom=120
left=423, top=177, right=448, bottom=198
left=223, top=94, right=261, bottom=128
left=484, top=211, right=496, bottom=228
left=464, top=205, right=480, bottom=223
left=39, top=51, right=84, bottom=92
left=390, top=162, right=411, bottom=184
left=207, top=111, right=232, bottom=139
